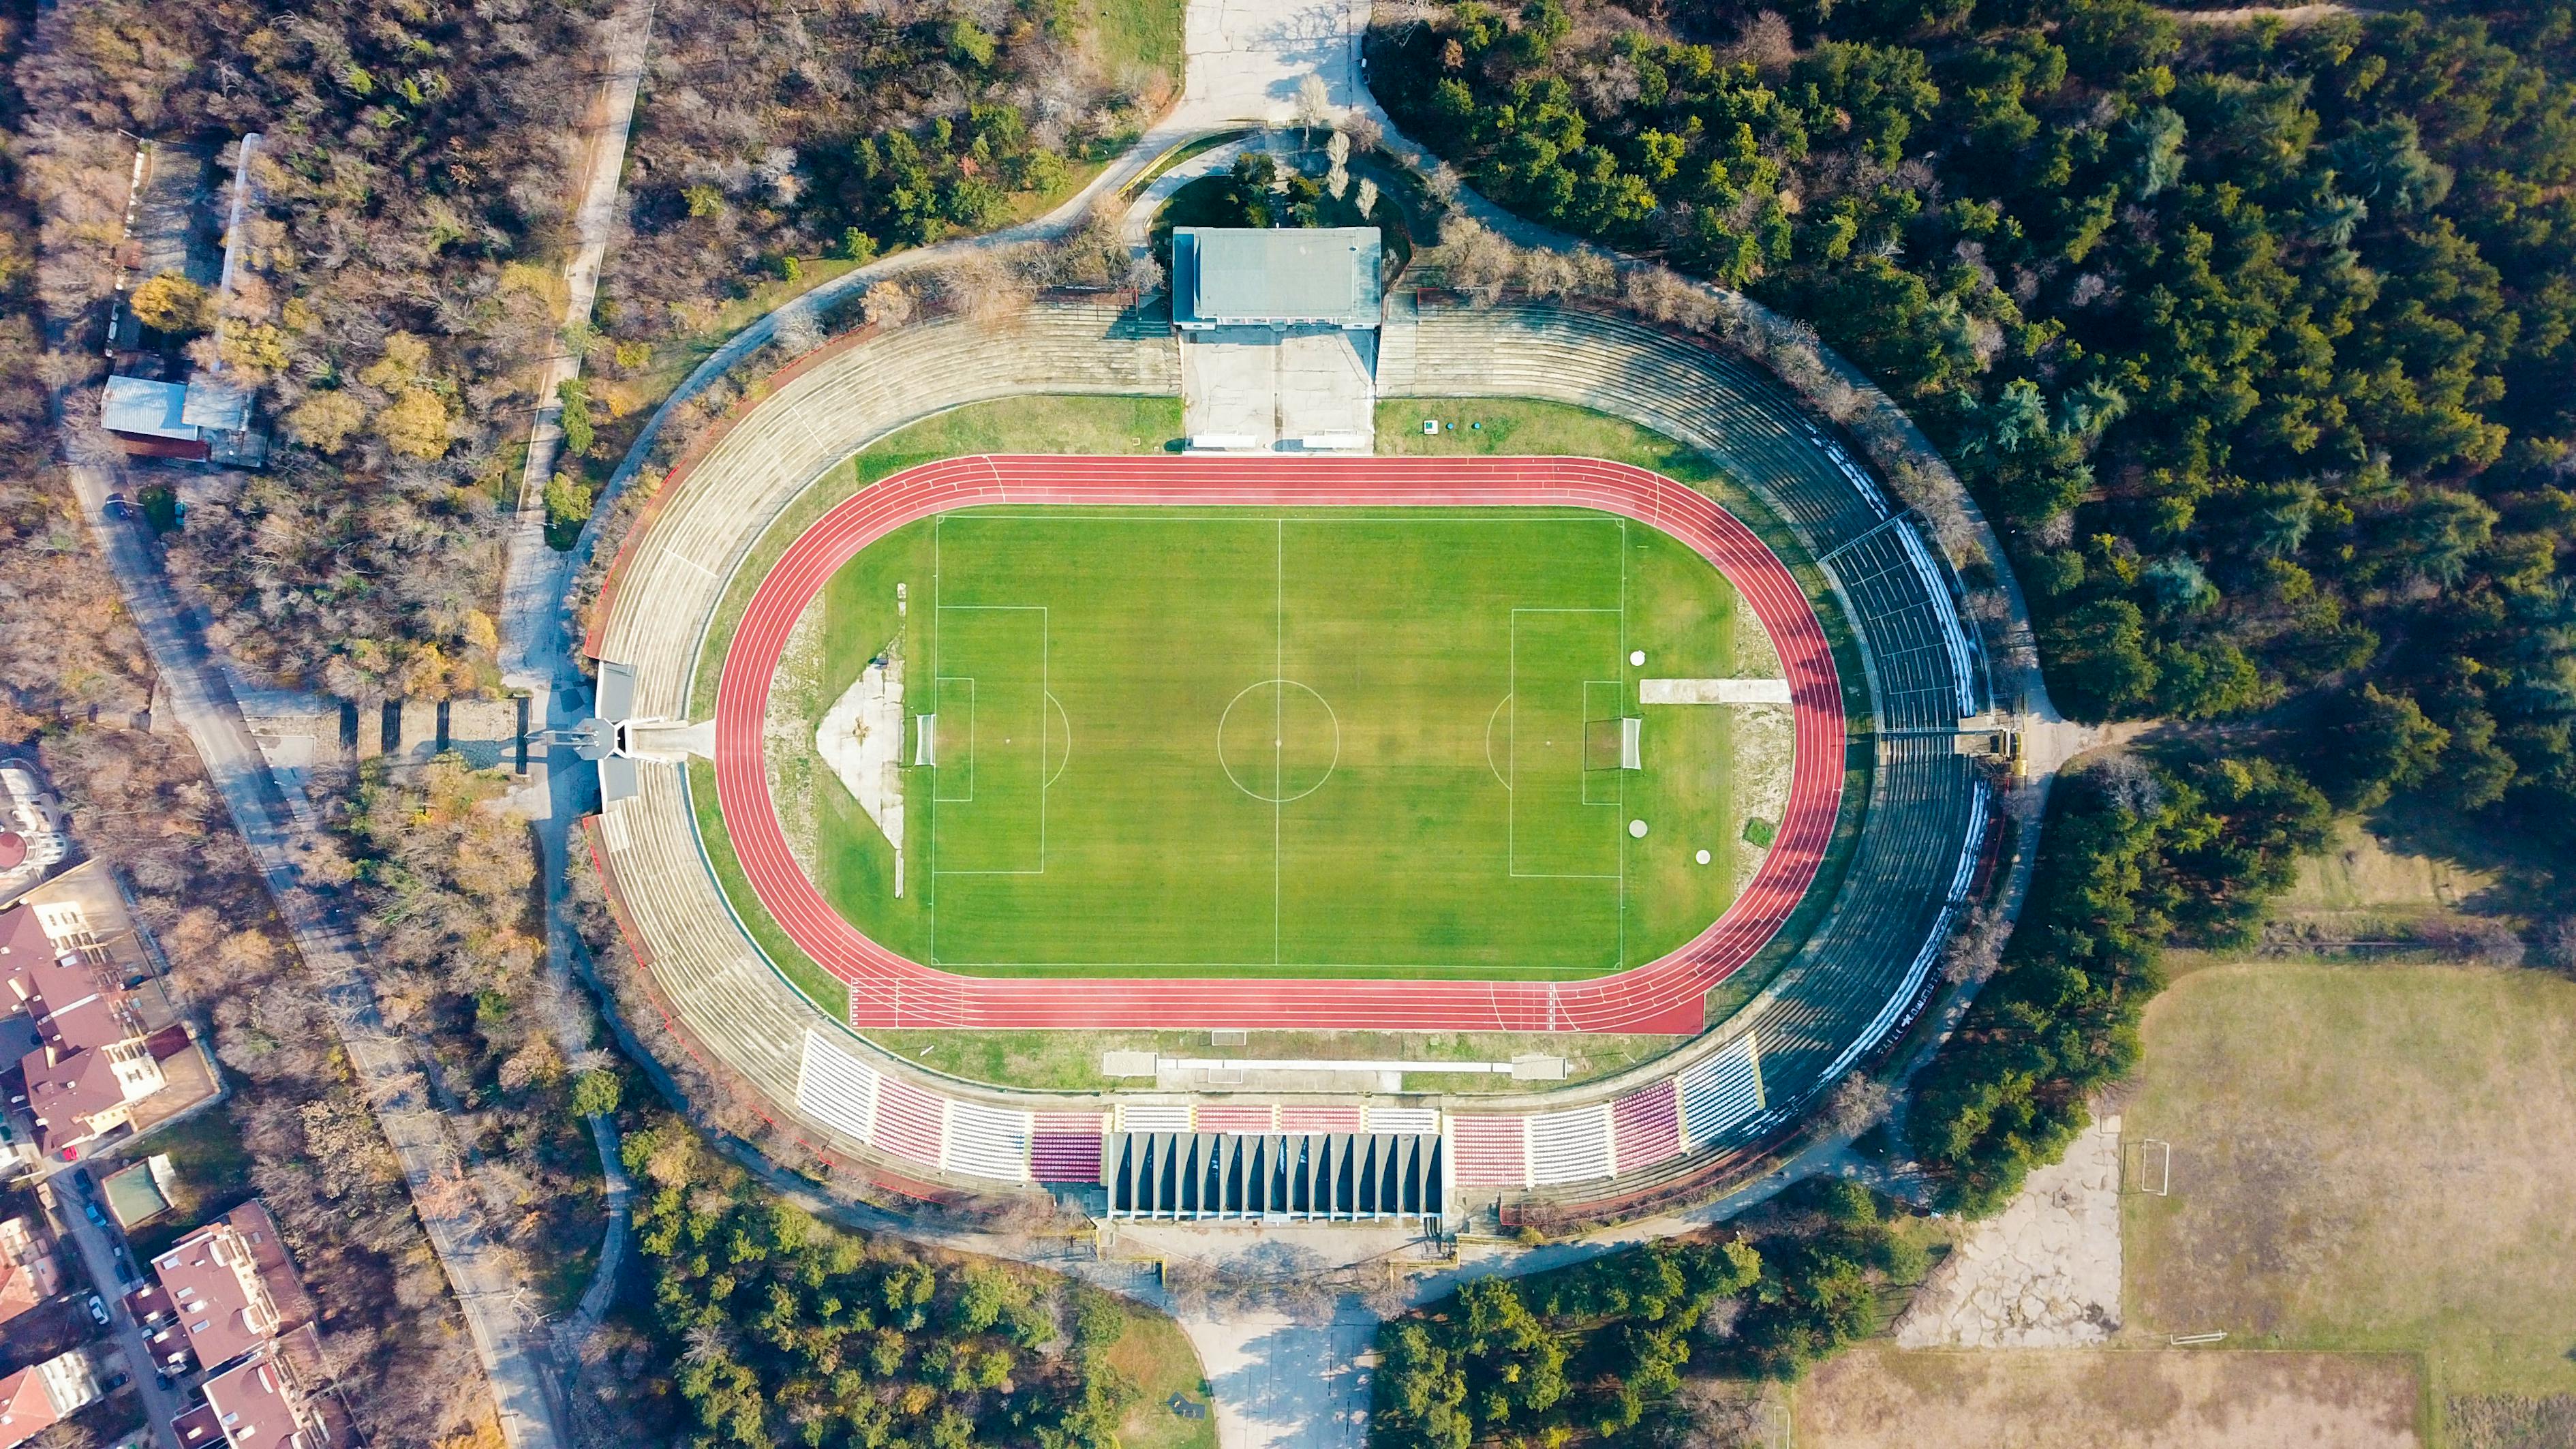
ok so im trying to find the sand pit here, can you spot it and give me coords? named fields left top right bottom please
left=816, top=648, right=905, bottom=890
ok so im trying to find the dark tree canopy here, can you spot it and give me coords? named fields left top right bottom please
left=1371, top=0, right=2576, bottom=851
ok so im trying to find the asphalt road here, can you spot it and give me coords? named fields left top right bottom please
left=48, top=1165, right=187, bottom=1447
left=65, top=460, right=571, bottom=1449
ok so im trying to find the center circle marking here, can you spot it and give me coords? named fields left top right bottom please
left=1217, top=680, right=1340, bottom=803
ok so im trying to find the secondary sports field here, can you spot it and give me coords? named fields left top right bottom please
left=812, top=507, right=1765, bottom=979
left=710, top=454, right=1843, bottom=1033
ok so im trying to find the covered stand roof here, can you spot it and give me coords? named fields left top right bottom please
left=1173, top=226, right=1383, bottom=330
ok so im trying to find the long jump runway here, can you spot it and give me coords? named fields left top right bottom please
left=712, top=454, right=1845, bottom=1035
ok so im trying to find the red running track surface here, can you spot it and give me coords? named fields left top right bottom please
left=712, top=455, right=1843, bottom=1034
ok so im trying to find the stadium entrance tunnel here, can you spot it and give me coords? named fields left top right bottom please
left=1106, top=1129, right=1443, bottom=1223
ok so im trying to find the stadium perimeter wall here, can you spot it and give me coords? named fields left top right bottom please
left=585, top=296, right=1998, bottom=1223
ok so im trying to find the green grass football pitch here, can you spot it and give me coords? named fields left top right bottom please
left=807, top=506, right=1773, bottom=979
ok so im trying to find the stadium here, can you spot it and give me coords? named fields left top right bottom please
left=577, top=231, right=2017, bottom=1232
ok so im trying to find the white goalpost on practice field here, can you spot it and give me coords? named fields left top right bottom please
left=2124, top=1137, right=2173, bottom=1196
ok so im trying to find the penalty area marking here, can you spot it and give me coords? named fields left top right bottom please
left=1044, top=691, right=1072, bottom=789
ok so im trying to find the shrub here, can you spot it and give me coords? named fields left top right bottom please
left=127, top=271, right=212, bottom=334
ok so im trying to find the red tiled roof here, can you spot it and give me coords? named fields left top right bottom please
left=0, top=1262, right=40, bottom=1327
left=152, top=1220, right=280, bottom=1372
left=0, top=1367, right=58, bottom=1449
left=108, top=433, right=212, bottom=461
left=0, top=909, right=117, bottom=1052
left=171, top=1403, right=224, bottom=1447
left=199, top=1353, right=323, bottom=1448
left=218, top=1204, right=313, bottom=1332
left=0, top=910, right=59, bottom=992
left=22, top=1041, right=132, bottom=1152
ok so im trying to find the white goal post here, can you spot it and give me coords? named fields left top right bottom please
left=2124, top=1137, right=2173, bottom=1196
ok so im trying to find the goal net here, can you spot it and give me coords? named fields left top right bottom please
left=1584, top=716, right=1644, bottom=771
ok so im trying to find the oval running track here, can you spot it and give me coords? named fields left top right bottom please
left=711, top=453, right=1844, bottom=1035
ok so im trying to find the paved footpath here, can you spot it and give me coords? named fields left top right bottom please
left=494, top=0, right=656, bottom=1375
left=64, top=460, right=570, bottom=1449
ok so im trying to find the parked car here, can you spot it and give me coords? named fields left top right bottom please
left=105, top=492, right=134, bottom=519
left=84, top=1294, right=107, bottom=1326
left=82, top=1200, right=107, bottom=1228
left=101, top=1371, right=127, bottom=1391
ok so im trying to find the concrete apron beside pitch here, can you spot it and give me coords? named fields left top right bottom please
left=1182, top=324, right=1378, bottom=453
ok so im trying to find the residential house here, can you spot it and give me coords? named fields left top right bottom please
left=138, top=1203, right=311, bottom=1376
left=0, top=1348, right=100, bottom=1449
left=0, top=865, right=218, bottom=1161
left=0, top=1215, right=60, bottom=1328
left=172, top=1345, right=328, bottom=1449
left=0, top=902, right=167, bottom=1158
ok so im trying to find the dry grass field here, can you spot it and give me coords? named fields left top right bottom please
left=2261, top=817, right=2526, bottom=962
left=2280, top=819, right=2499, bottom=921
left=2122, top=960, right=2576, bottom=1431
left=1795, top=1348, right=2420, bottom=1449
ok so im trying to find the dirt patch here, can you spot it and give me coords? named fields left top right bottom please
left=1730, top=703, right=1792, bottom=896
left=1895, top=1115, right=2121, bottom=1348
left=2265, top=819, right=2506, bottom=953
left=1796, top=1348, right=2419, bottom=1449
left=815, top=643, right=905, bottom=889
left=765, top=590, right=829, bottom=876
left=2162, top=3, right=2365, bottom=28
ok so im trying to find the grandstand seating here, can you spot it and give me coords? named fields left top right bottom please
left=589, top=296, right=1995, bottom=1223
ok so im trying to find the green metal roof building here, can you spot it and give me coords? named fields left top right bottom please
left=1171, top=226, right=1383, bottom=331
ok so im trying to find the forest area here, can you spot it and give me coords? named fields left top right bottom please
left=561, top=0, right=1175, bottom=523
left=16, top=0, right=1173, bottom=697
left=1373, top=1181, right=1931, bottom=1448
left=0, top=4, right=503, bottom=1439
left=1369, top=0, right=2576, bottom=1210
left=583, top=1119, right=1146, bottom=1446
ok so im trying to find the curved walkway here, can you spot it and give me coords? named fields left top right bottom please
left=561, top=0, right=1375, bottom=610
left=714, top=454, right=1843, bottom=1035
